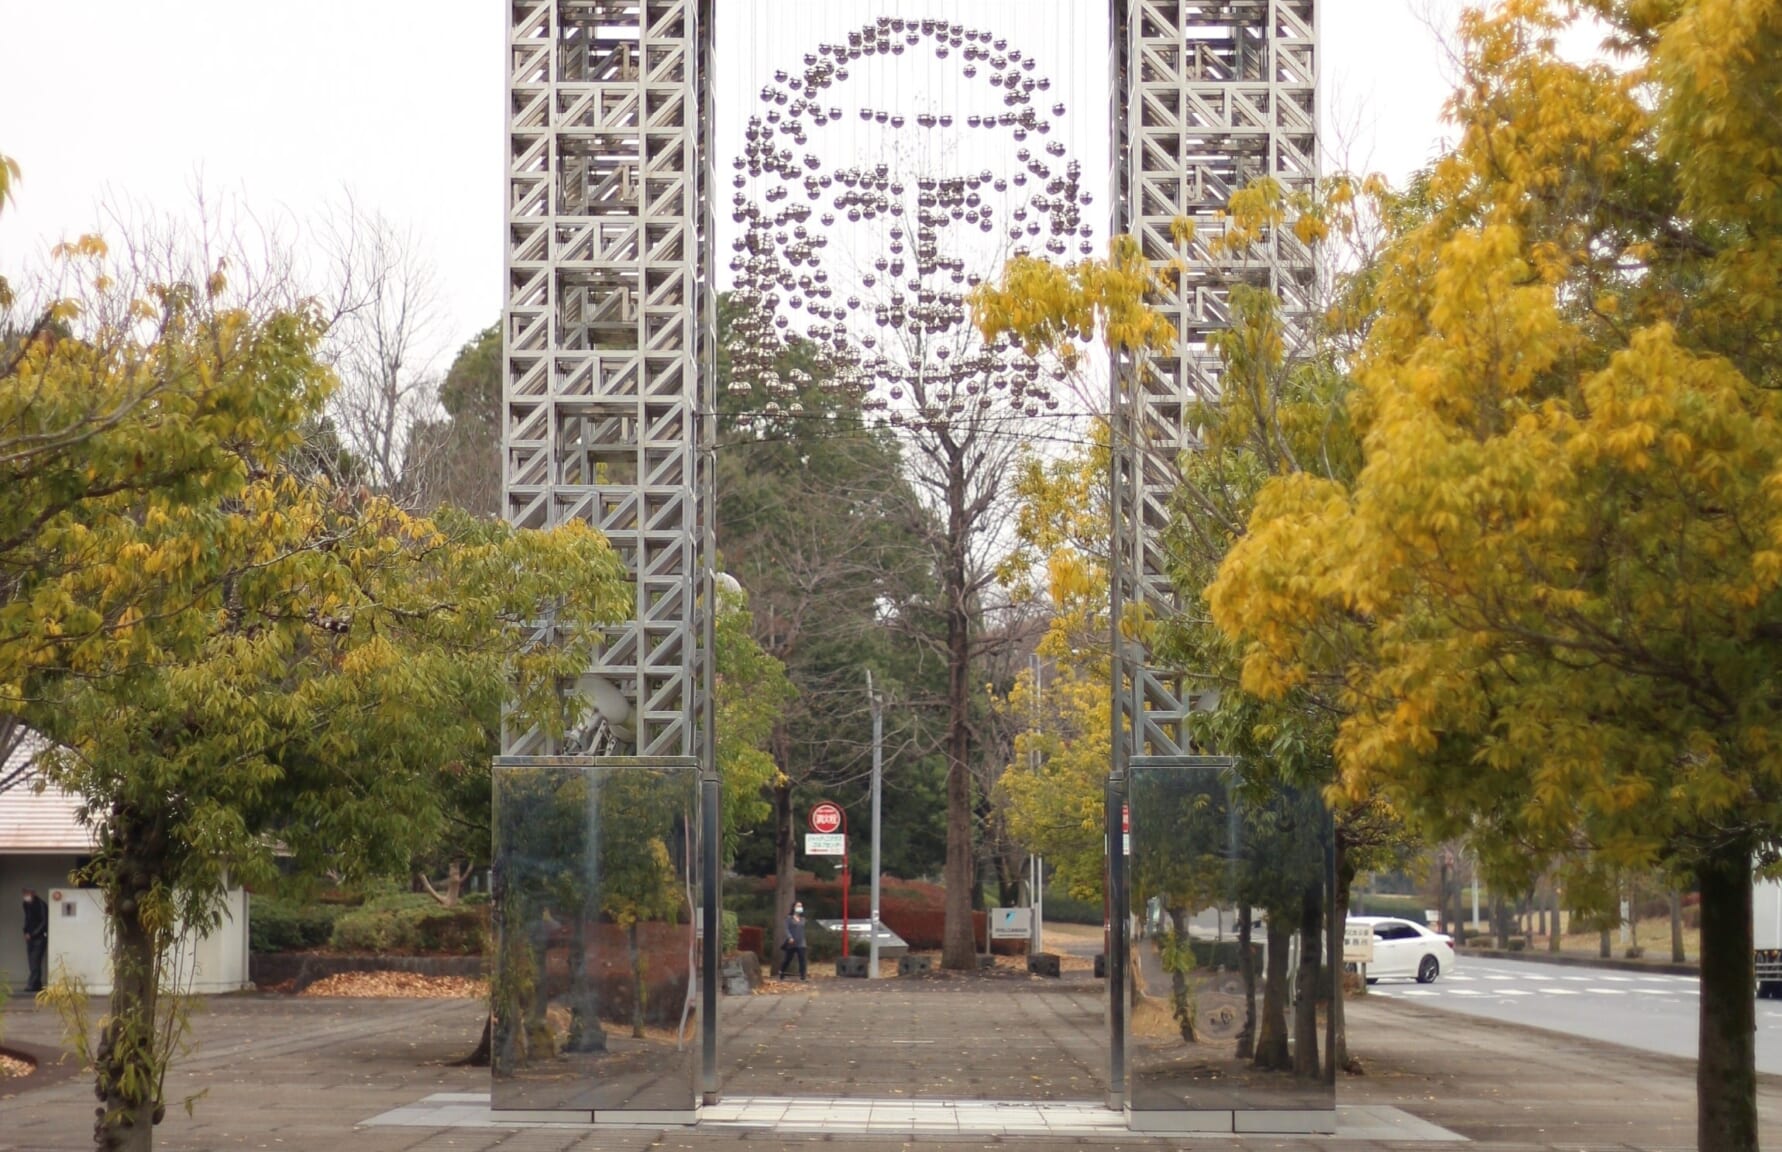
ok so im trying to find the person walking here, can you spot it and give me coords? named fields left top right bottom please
left=777, top=900, right=808, bottom=981
left=21, top=887, right=48, bottom=994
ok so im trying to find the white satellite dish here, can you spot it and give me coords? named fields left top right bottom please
left=573, top=673, right=636, bottom=744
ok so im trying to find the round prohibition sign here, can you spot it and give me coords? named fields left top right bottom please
left=809, top=802, right=845, bottom=835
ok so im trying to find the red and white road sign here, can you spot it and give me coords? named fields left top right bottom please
left=809, top=801, right=845, bottom=835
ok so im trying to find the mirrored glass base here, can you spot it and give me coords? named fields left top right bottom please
left=491, top=757, right=701, bottom=1114
left=1125, top=757, right=1336, bottom=1122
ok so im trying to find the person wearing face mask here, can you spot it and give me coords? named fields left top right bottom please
left=21, top=887, right=48, bottom=993
left=777, top=900, right=808, bottom=981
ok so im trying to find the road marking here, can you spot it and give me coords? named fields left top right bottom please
left=1596, top=975, right=1635, bottom=982
left=1494, top=989, right=1534, bottom=996
left=1483, top=974, right=1516, bottom=981
left=1538, top=987, right=1580, bottom=995
left=1586, top=988, right=1627, bottom=995
left=1446, top=989, right=1484, bottom=996
left=1561, top=976, right=1593, bottom=982
left=1400, top=989, right=1439, bottom=997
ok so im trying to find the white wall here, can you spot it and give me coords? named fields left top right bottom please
left=0, top=855, right=80, bottom=989
left=0, top=860, right=250, bottom=995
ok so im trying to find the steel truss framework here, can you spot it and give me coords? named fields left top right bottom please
left=503, top=0, right=1316, bottom=1104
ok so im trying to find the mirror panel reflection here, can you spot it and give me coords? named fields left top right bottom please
left=1126, top=759, right=1335, bottom=1119
left=492, top=762, right=700, bottom=1113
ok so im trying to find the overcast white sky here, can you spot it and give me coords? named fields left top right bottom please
left=0, top=1, right=1467, bottom=373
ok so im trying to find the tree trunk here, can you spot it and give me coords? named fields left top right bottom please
left=1325, top=841, right=1352, bottom=1079
left=457, top=1014, right=493, bottom=1067
left=1492, top=892, right=1509, bottom=949
left=94, top=806, right=167, bottom=1152
left=1671, top=890, right=1686, bottom=964
left=1168, top=907, right=1195, bottom=1043
left=1236, top=904, right=1256, bottom=1060
left=564, top=915, right=605, bottom=1053
left=628, top=921, right=646, bottom=1039
left=1696, top=846, right=1757, bottom=1152
left=1253, top=916, right=1292, bottom=1071
left=1599, top=927, right=1611, bottom=959
left=772, top=765, right=795, bottom=957
left=1437, top=857, right=1450, bottom=936
left=1549, top=887, right=1562, bottom=952
left=1293, top=880, right=1322, bottom=1079
left=940, top=446, right=977, bottom=971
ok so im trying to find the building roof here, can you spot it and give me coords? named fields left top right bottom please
left=0, top=732, right=96, bottom=854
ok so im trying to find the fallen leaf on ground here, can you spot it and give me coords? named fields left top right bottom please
left=298, top=971, right=487, bottom=999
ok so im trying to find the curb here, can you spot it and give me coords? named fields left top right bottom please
left=1458, top=945, right=1696, bottom=977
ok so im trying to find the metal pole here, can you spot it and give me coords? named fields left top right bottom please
left=1472, top=854, right=1481, bottom=933
left=700, top=775, right=720, bottom=1104
left=869, top=671, right=884, bottom=979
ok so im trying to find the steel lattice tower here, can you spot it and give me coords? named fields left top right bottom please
left=504, top=1, right=717, bottom=759
left=502, top=0, right=1316, bottom=1112
left=1109, top=0, right=1318, bottom=761
left=502, top=0, right=1316, bottom=766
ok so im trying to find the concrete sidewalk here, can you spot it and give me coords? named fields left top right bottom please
left=3, top=983, right=1778, bottom=1150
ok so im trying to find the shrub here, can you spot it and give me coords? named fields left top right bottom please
left=880, top=904, right=992, bottom=951
left=720, top=910, right=739, bottom=956
left=249, top=897, right=342, bottom=953
left=805, top=926, right=842, bottom=962
left=1040, top=893, right=1103, bottom=925
left=329, top=903, right=487, bottom=955
left=1186, top=939, right=1256, bottom=970
left=1348, top=893, right=1431, bottom=923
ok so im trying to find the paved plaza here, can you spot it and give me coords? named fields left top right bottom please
left=7, top=974, right=1782, bottom=1150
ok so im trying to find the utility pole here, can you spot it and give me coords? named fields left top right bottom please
left=868, top=670, right=884, bottom=979
left=1029, top=653, right=1044, bottom=956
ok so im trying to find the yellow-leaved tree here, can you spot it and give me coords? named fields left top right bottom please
left=1210, top=3, right=1782, bottom=1147
left=980, top=177, right=1418, bottom=1075
left=997, top=431, right=1118, bottom=902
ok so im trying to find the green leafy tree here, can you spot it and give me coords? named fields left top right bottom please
left=715, top=298, right=943, bottom=947
left=4, top=234, right=628, bottom=1152
left=407, top=323, right=501, bottom=517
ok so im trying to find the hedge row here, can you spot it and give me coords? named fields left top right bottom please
left=328, top=903, right=488, bottom=955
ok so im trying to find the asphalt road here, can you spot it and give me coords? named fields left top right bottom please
left=1367, top=954, right=1782, bottom=1073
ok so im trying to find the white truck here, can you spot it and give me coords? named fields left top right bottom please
left=1757, top=876, right=1782, bottom=998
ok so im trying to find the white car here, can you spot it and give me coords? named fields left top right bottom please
left=1349, top=916, right=1456, bottom=984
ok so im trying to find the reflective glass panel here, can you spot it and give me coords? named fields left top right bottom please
left=1126, top=758, right=1335, bottom=1121
left=492, top=760, right=701, bottom=1113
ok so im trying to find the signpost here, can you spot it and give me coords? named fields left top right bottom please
left=808, top=802, right=849, bottom=954
left=990, top=907, right=1033, bottom=940
left=1343, top=920, right=1375, bottom=988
